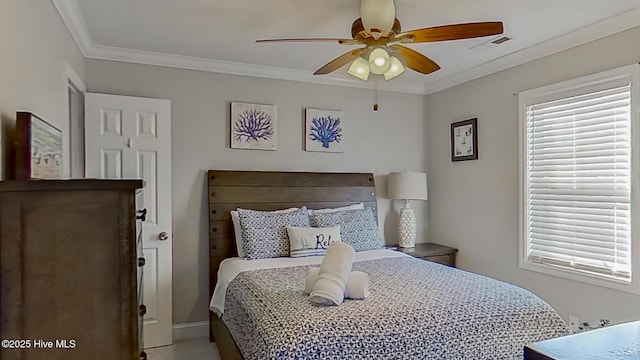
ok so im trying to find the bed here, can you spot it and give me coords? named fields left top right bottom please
left=207, top=170, right=570, bottom=359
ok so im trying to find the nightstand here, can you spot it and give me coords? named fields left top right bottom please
left=394, top=243, right=458, bottom=267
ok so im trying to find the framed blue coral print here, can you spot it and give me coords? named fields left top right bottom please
left=305, top=108, right=344, bottom=153
left=231, top=102, right=277, bottom=150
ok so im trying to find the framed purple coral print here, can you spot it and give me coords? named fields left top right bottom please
left=231, top=102, right=277, bottom=150
left=305, top=108, right=344, bottom=153
left=450, top=118, right=478, bottom=162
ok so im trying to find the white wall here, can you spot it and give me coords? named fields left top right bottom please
left=427, top=26, right=640, bottom=326
left=84, top=59, right=428, bottom=324
left=0, top=0, right=85, bottom=179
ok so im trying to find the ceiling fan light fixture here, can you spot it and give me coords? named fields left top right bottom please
left=360, top=0, right=396, bottom=36
left=347, top=57, right=370, bottom=81
left=258, top=2, right=503, bottom=81
left=383, top=56, right=405, bottom=80
left=369, top=48, right=391, bottom=75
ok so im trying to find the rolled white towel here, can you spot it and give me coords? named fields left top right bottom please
left=304, top=268, right=320, bottom=295
left=310, top=242, right=355, bottom=306
left=304, top=268, right=370, bottom=299
left=344, top=271, right=370, bottom=299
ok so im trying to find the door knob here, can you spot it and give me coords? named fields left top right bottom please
left=158, top=232, right=169, bottom=241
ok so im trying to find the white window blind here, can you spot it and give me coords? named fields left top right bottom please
left=524, top=83, right=632, bottom=281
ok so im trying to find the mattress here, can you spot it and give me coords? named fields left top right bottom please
left=212, top=250, right=571, bottom=359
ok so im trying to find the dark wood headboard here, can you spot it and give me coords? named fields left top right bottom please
left=207, top=170, right=377, bottom=298
left=207, top=170, right=377, bottom=351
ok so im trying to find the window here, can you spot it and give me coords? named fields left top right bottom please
left=519, top=64, right=640, bottom=293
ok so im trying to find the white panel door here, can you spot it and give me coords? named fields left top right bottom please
left=85, top=93, right=172, bottom=348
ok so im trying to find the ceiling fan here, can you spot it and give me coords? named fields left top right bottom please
left=256, top=0, right=504, bottom=81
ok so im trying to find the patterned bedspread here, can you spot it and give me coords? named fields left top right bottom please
left=222, top=256, right=570, bottom=359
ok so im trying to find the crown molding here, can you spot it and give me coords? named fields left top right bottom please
left=49, top=0, right=428, bottom=94
left=53, top=0, right=640, bottom=96
left=85, top=45, right=429, bottom=94
left=424, top=7, right=640, bottom=94
left=51, top=0, right=92, bottom=56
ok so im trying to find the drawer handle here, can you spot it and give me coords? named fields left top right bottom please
left=138, top=257, right=146, bottom=267
left=139, top=304, right=147, bottom=317
left=136, top=209, right=147, bottom=221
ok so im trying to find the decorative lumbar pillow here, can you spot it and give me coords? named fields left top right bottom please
left=238, top=207, right=309, bottom=260
left=309, top=207, right=383, bottom=252
left=307, top=203, right=364, bottom=215
left=231, top=207, right=299, bottom=258
left=286, top=226, right=341, bottom=258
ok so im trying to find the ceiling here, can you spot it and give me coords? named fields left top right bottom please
left=53, top=0, right=640, bottom=94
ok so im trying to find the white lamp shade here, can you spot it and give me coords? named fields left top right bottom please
left=369, top=48, right=391, bottom=75
left=347, top=57, right=370, bottom=81
left=388, top=172, right=428, bottom=200
left=360, top=0, right=396, bottom=36
left=383, top=56, right=405, bottom=80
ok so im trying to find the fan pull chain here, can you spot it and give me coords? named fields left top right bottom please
left=373, top=78, right=379, bottom=111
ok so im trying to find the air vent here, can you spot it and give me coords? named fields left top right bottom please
left=491, top=36, right=512, bottom=45
left=470, top=35, right=512, bottom=51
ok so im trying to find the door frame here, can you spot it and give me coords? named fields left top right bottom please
left=64, top=63, right=86, bottom=178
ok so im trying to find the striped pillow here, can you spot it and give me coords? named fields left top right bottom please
left=286, top=226, right=341, bottom=258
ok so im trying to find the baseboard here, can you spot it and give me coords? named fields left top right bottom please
left=172, top=321, right=209, bottom=341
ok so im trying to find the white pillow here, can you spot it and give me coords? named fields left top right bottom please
left=286, top=226, right=341, bottom=258
left=231, top=207, right=299, bottom=258
left=307, top=203, right=364, bottom=215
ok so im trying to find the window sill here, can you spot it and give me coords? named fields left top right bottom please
left=519, top=259, right=640, bottom=295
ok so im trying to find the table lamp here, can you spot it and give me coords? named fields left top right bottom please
left=387, top=171, right=428, bottom=248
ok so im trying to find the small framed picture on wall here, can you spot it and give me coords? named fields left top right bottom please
left=450, top=118, right=478, bottom=162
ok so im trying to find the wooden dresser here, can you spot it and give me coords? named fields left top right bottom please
left=524, top=321, right=640, bottom=360
left=0, top=180, right=145, bottom=360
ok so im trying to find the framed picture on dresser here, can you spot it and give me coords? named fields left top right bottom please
left=0, top=119, right=3, bottom=180
left=15, top=111, right=63, bottom=179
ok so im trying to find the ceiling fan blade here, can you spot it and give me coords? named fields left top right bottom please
left=390, top=45, right=440, bottom=75
left=397, top=22, right=503, bottom=43
left=256, top=38, right=361, bottom=45
left=314, top=48, right=366, bottom=75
